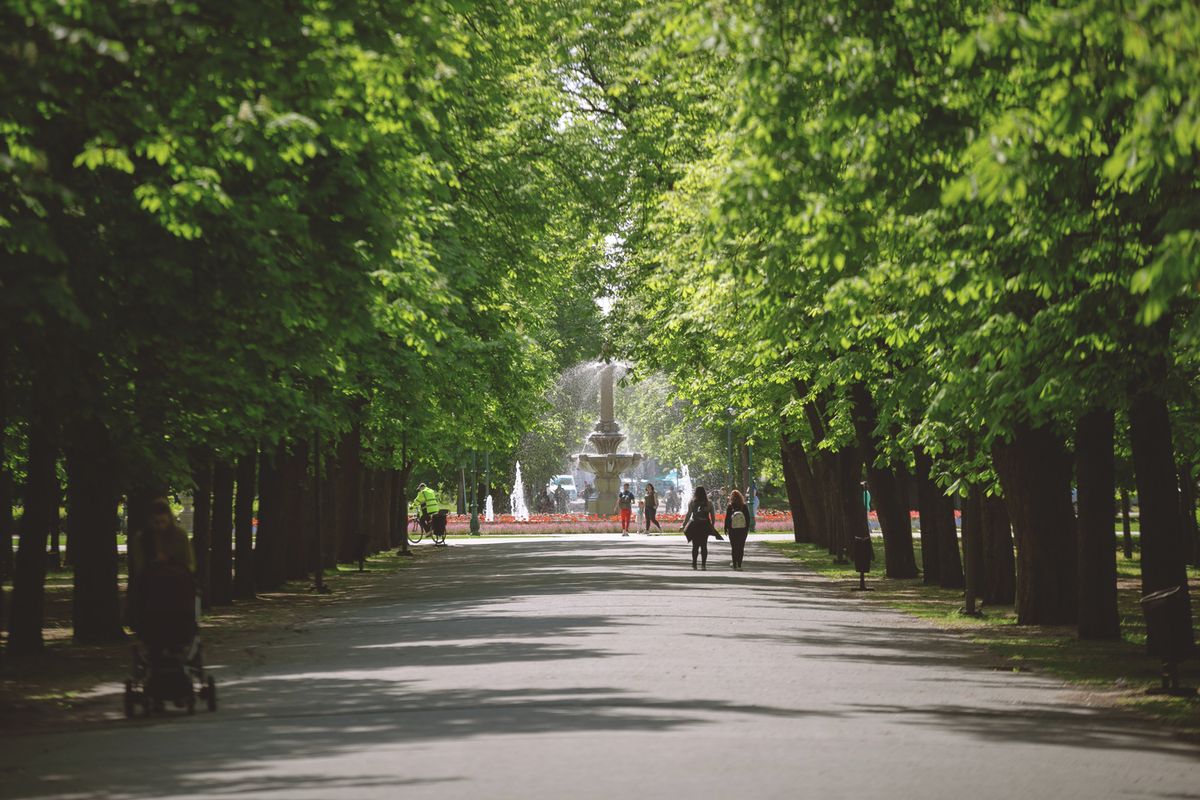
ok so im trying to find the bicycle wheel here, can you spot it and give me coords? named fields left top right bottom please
left=407, top=518, right=424, bottom=545
left=432, top=528, right=446, bottom=545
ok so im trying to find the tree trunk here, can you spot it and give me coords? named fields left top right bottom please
left=913, top=449, right=942, bottom=586
left=815, top=455, right=842, bottom=555
left=850, top=384, right=917, bottom=577
left=1178, top=461, right=1198, bottom=570
left=980, top=493, right=1016, bottom=605
left=47, top=470, right=62, bottom=568
left=936, top=489, right=965, bottom=590
left=0, top=345, right=11, bottom=581
left=364, top=470, right=384, bottom=556
left=66, top=415, right=124, bottom=643
left=895, top=464, right=918, bottom=568
left=373, top=469, right=392, bottom=553
left=782, top=435, right=824, bottom=544
left=395, top=462, right=413, bottom=555
left=1121, top=489, right=1134, bottom=560
left=281, top=440, right=311, bottom=581
left=0, top=463, right=11, bottom=582
left=962, top=486, right=984, bottom=614
left=8, top=405, right=58, bottom=653
left=255, top=444, right=288, bottom=591
left=992, top=424, right=1078, bottom=625
left=322, top=456, right=339, bottom=567
left=799, top=391, right=840, bottom=553
left=389, top=469, right=402, bottom=549
left=837, top=446, right=870, bottom=561
left=312, top=436, right=325, bottom=590
left=234, top=452, right=256, bottom=599
left=1077, top=408, right=1119, bottom=639
left=779, top=439, right=810, bottom=543
left=1129, top=390, right=1195, bottom=654
left=209, top=461, right=235, bottom=606
left=191, top=456, right=213, bottom=609
left=335, top=429, right=363, bottom=563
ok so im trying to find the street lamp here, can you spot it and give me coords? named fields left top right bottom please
left=725, top=407, right=735, bottom=491
left=469, top=449, right=480, bottom=535
left=483, top=451, right=491, bottom=526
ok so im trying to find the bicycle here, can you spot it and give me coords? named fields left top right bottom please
left=407, top=512, right=446, bottom=546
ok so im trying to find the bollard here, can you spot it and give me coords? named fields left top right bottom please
left=1140, top=586, right=1196, bottom=696
left=851, top=535, right=874, bottom=592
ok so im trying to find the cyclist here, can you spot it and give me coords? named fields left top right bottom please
left=413, top=483, right=440, bottom=533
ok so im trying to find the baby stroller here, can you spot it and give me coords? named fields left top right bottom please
left=124, top=562, right=217, bottom=717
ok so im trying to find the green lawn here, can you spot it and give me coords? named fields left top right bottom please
left=770, top=541, right=1200, bottom=732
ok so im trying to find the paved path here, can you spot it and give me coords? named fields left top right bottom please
left=3, top=537, right=1197, bottom=799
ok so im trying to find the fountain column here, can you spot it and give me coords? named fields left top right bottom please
left=600, top=363, right=615, bottom=427
left=575, top=361, right=642, bottom=515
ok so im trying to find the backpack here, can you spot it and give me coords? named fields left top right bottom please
left=730, top=509, right=746, bottom=529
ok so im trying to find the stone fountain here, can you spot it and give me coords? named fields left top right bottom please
left=575, top=362, right=643, bottom=514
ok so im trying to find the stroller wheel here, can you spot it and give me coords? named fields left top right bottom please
left=206, top=676, right=217, bottom=712
left=123, top=681, right=136, bottom=719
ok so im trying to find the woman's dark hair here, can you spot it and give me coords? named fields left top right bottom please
left=693, top=486, right=708, bottom=505
left=645, top=483, right=656, bottom=495
left=730, top=489, right=746, bottom=510
left=147, top=497, right=173, bottom=518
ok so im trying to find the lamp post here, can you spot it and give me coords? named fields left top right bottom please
left=484, top=451, right=491, bottom=526
left=469, top=449, right=480, bottom=535
left=725, top=407, right=735, bottom=490
left=746, top=440, right=757, bottom=531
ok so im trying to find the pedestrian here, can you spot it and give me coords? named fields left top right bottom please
left=724, top=489, right=752, bottom=570
left=615, top=481, right=636, bottom=535
left=127, top=497, right=196, bottom=634
left=682, top=485, right=720, bottom=570
left=644, top=482, right=663, bottom=533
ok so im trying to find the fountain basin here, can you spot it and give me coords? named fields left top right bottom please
left=576, top=451, right=643, bottom=513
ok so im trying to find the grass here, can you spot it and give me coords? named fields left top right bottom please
left=769, top=540, right=1200, bottom=732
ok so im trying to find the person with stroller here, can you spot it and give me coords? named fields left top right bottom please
left=129, top=497, right=195, bottom=580
left=724, top=489, right=752, bottom=570
left=127, top=496, right=196, bottom=628
left=124, top=497, right=215, bottom=716
left=682, top=486, right=720, bottom=570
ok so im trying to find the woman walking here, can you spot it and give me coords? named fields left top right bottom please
left=683, top=486, right=718, bottom=570
left=643, top=483, right=663, bottom=534
left=724, top=489, right=752, bottom=570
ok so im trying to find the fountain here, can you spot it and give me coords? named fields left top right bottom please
left=484, top=494, right=494, bottom=523
left=510, top=461, right=530, bottom=521
left=575, top=362, right=643, bottom=514
left=678, top=463, right=694, bottom=509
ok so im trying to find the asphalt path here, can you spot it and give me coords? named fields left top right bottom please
left=3, top=536, right=1197, bottom=799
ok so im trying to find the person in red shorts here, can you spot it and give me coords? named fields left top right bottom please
left=615, top=482, right=636, bottom=536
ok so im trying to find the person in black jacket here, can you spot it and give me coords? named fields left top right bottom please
left=724, top=489, right=752, bottom=570
left=682, top=486, right=719, bottom=570
left=643, top=483, right=663, bottom=533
